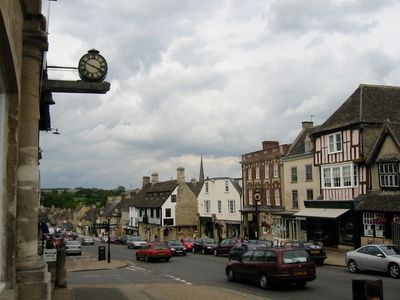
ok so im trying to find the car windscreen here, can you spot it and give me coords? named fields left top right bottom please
left=282, top=250, right=308, bottom=263
left=247, top=243, right=267, bottom=250
left=203, top=238, right=214, bottom=244
left=66, top=241, right=80, bottom=246
left=153, top=243, right=168, bottom=250
left=380, top=245, right=400, bottom=256
left=168, top=241, right=182, bottom=246
left=131, top=237, right=144, bottom=241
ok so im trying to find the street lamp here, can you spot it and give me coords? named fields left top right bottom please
left=254, top=190, right=261, bottom=240
left=107, top=217, right=111, bottom=263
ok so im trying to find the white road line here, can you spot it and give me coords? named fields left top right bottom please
left=220, top=288, right=272, bottom=300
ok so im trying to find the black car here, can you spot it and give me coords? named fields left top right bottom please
left=192, top=238, right=217, bottom=254
left=283, top=240, right=326, bottom=265
left=229, top=241, right=268, bottom=261
left=166, top=240, right=187, bottom=256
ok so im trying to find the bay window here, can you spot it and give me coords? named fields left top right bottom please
left=322, top=164, right=358, bottom=188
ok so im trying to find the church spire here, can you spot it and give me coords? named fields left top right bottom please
left=199, top=155, right=205, bottom=183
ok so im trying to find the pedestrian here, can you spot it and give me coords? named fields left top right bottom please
left=155, top=235, right=159, bottom=242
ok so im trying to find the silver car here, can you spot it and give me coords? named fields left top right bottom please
left=345, top=244, right=400, bottom=278
left=65, top=240, right=82, bottom=255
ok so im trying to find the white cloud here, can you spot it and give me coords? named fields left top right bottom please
left=40, top=0, right=400, bottom=189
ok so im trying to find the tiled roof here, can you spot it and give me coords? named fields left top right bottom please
left=355, top=190, right=400, bottom=211
left=286, top=125, right=320, bottom=157
left=314, top=84, right=400, bottom=134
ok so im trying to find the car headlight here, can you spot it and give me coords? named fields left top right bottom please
left=171, top=248, right=176, bottom=251
left=207, top=246, right=211, bottom=249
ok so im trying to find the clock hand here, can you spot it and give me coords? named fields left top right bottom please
left=86, top=62, right=102, bottom=72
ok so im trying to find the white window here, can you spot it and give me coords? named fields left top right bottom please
left=265, top=165, right=270, bottom=179
left=248, top=190, right=253, bottom=205
left=306, top=189, right=313, bottom=200
left=248, top=168, right=252, bottom=180
left=291, top=166, right=298, bottom=183
left=363, top=212, right=385, bottom=237
left=266, top=190, right=271, bottom=205
left=217, top=200, right=222, bottom=214
left=255, top=166, right=260, bottom=179
left=292, top=190, right=298, bottom=209
left=328, top=132, right=342, bottom=153
left=274, top=189, right=280, bottom=206
left=205, top=182, right=209, bottom=193
left=273, top=163, right=279, bottom=178
left=322, top=164, right=357, bottom=188
left=379, top=163, right=400, bottom=187
left=225, top=180, right=229, bottom=192
left=228, top=200, right=235, bottom=214
left=204, top=200, right=210, bottom=213
left=304, top=136, right=312, bottom=153
left=305, top=164, right=313, bottom=181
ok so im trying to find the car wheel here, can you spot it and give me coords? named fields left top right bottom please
left=227, top=268, right=236, bottom=282
left=192, top=248, right=195, bottom=253
left=348, top=260, right=358, bottom=273
left=214, top=249, right=218, bottom=256
left=202, top=248, right=205, bottom=255
left=388, top=263, right=400, bottom=278
left=165, top=258, right=170, bottom=262
left=183, top=252, right=187, bottom=256
left=259, top=273, right=269, bottom=289
left=136, top=255, right=140, bottom=261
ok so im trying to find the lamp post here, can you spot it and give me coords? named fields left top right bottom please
left=254, top=190, right=261, bottom=240
left=107, top=217, right=111, bottom=263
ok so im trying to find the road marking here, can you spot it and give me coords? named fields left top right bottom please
left=220, top=288, right=272, bottom=300
left=126, top=266, right=193, bottom=285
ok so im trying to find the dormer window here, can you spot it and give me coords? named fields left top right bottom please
left=304, top=136, right=312, bottom=153
left=328, top=132, right=342, bottom=153
left=379, top=163, right=399, bottom=188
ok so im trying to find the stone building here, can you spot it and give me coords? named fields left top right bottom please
left=1, top=1, right=51, bottom=299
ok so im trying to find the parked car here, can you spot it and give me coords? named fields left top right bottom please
left=181, top=238, right=195, bottom=251
left=135, top=242, right=172, bottom=262
left=225, top=247, right=316, bottom=288
left=117, top=235, right=130, bottom=245
left=127, top=236, right=147, bottom=249
left=345, top=244, right=400, bottom=278
left=228, top=241, right=268, bottom=261
left=65, top=240, right=82, bottom=255
left=100, top=235, right=108, bottom=243
left=81, top=236, right=94, bottom=246
left=213, top=238, right=239, bottom=256
left=166, top=240, right=187, bottom=256
left=284, top=240, right=326, bottom=265
left=192, top=238, right=217, bottom=254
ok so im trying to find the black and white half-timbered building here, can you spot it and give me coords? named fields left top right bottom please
left=296, top=84, right=400, bottom=248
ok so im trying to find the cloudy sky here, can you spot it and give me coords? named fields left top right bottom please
left=40, top=0, right=400, bottom=189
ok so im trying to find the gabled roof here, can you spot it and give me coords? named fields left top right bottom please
left=134, top=180, right=178, bottom=208
left=82, top=207, right=100, bottom=222
left=365, top=121, right=400, bottom=164
left=286, top=125, right=320, bottom=157
left=313, top=84, right=400, bottom=135
left=103, top=200, right=121, bottom=217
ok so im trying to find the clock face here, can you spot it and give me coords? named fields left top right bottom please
left=78, top=51, right=108, bottom=82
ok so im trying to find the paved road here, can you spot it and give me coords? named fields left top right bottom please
left=71, top=242, right=399, bottom=300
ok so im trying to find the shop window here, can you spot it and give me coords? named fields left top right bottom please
left=363, top=212, right=385, bottom=238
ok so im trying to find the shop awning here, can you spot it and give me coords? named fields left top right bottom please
left=294, top=208, right=349, bottom=219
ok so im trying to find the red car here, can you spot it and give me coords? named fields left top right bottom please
left=226, top=247, right=316, bottom=289
left=181, top=238, right=195, bottom=251
left=136, top=242, right=172, bottom=262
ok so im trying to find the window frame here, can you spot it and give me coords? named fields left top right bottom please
left=225, top=180, right=230, bottom=192
left=217, top=200, right=222, bottom=214
left=291, top=190, right=298, bottom=209
left=322, top=163, right=357, bottom=189
left=274, top=188, right=280, bottom=206
left=273, top=162, right=279, bottom=178
left=204, top=200, right=210, bottom=213
left=228, top=200, right=235, bottom=214
left=378, top=163, right=400, bottom=188
left=305, top=164, right=313, bottom=181
left=328, top=132, right=342, bottom=154
left=291, top=166, right=298, bottom=183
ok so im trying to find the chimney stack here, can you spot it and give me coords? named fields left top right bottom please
left=177, top=167, right=185, bottom=183
left=151, top=173, right=159, bottom=184
left=142, top=176, right=150, bottom=188
left=302, top=121, right=313, bottom=129
left=262, top=141, right=279, bottom=150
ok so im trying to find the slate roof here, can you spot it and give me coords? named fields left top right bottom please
left=103, top=200, right=121, bottom=217
left=355, top=190, right=400, bottom=212
left=313, top=84, right=400, bottom=134
left=134, top=180, right=178, bottom=208
left=286, top=125, right=320, bottom=157
left=82, top=207, right=100, bottom=222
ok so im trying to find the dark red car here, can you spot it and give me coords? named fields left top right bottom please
left=213, top=238, right=238, bottom=256
left=225, top=247, right=316, bottom=289
left=135, top=242, right=172, bottom=262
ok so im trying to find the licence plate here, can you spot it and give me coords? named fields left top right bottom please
left=293, top=271, right=307, bottom=276
left=311, top=250, right=320, bottom=254
left=158, top=253, right=165, bottom=256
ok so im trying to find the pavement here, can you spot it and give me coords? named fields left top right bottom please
left=52, top=247, right=347, bottom=300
